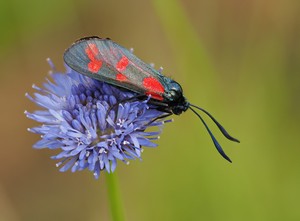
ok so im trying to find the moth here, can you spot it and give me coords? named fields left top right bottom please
left=64, top=36, right=239, bottom=162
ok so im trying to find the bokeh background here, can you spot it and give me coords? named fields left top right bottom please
left=1, top=0, right=300, bottom=220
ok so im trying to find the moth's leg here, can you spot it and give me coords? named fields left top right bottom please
left=147, top=99, right=169, bottom=107
left=147, top=99, right=172, bottom=114
left=144, top=112, right=173, bottom=127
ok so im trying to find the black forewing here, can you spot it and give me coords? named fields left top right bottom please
left=64, top=37, right=168, bottom=97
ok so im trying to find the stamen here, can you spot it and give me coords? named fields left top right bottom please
left=47, top=58, right=56, bottom=71
left=116, top=118, right=125, bottom=127
left=99, top=148, right=105, bottom=154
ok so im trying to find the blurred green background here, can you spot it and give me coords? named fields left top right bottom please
left=1, top=0, right=300, bottom=220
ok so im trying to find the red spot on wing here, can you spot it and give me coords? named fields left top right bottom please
left=116, top=56, right=129, bottom=72
left=88, top=60, right=102, bottom=73
left=85, top=43, right=99, bottom=60
left=85, top=43, right=102, bottom=73
left=116, top=73, right=128, bottom=82
left=143, top=77, right=164, bottom=100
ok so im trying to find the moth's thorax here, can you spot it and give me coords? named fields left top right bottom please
left=163, top=79, right=183, bottom=101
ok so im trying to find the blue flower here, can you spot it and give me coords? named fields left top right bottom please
left=25, top=60, right=171, bottom=179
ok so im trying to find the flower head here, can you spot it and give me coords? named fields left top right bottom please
left=25, top=60, right=170, bottom=179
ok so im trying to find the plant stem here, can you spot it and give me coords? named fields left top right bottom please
left=106, top=172, right=125, bottom=221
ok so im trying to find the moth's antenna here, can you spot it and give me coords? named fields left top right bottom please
left=189, top=106, right=232, bottom=162
left=189, top=104, right=240, bottom=143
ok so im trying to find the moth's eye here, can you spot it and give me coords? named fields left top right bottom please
left=170, top=90, right=176, bottom=97
left=169, top=89, right=181, bottom=100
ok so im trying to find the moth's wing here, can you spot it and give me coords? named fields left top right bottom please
left=101, top=39, right=168, bottom=101
left=63, top=37, right=145, bottom=94
left=64, top=37, right=168, bottom=101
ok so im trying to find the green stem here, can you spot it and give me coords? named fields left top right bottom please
left=105, top=172, right=125, bottom=221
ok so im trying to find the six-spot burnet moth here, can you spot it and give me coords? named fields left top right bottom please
left=63, top=36, right=240, bottom=162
